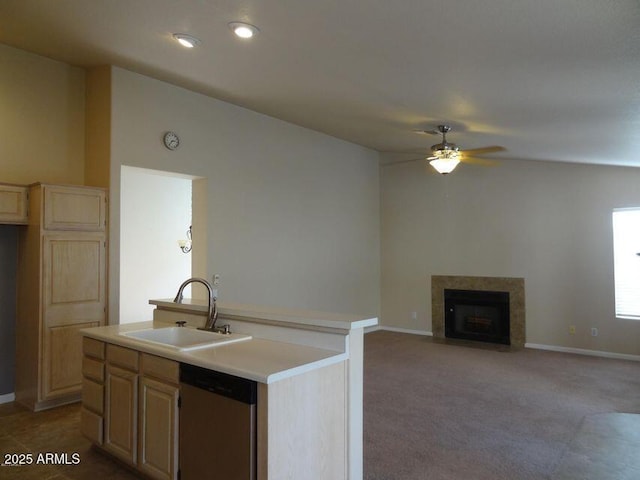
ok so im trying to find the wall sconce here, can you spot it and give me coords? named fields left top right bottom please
left=178, top=225, right=192, bottom=253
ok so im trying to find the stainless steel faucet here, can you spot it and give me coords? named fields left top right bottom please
left=173, top=277, right=218, bottom=330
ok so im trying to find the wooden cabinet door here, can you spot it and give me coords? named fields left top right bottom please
left=42, top=322, right=99, bottom=400
left=105, top=365, right=138, bottom=465
left=42, top=233, right=106, bottom=327
left=81, top=407, right=104, bottom=445
left=0, top=184, right=28, bottom=224
left=138, top=376, right=179, bottom=480
left=43, top=185, right=106, bottom=231
left=40, top=233, right=105, bottom=401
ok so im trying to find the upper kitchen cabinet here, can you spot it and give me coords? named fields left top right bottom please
left=16, top=183, right=108, bottom=412
left=43, top=185, right=106, bottom=231
left=0, top=183, right=28, bottom=224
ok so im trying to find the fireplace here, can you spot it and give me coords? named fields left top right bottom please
left=444, top=289, right=510, bottom=345
left=431, top=275, right=526, bottom=347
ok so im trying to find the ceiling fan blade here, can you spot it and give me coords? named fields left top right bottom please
left=462, top=146, right=506, bottom=156
left=412, top=129, right=439, bottom=136
left=389, top=147, right=433, bottom=154
left=461, top=156, right=500, bottom=167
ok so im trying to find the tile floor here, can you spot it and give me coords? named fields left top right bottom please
left=0, top=402, right=138, bottom=480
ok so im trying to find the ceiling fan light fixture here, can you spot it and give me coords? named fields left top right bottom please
left=173, top=33, right=201, bottom=48
left=429, top=149, right=461, bottom=174
left=228, top=22, right=260, bottom=39
left=427, top=125, right=461, bottom=174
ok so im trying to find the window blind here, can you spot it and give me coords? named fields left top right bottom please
left=613, top=208, right=640, bottom=320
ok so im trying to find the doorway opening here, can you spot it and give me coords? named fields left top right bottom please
left=119, top=166, right=205, bottom=323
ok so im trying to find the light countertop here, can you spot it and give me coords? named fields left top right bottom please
left=82, top=321, right=348, bottom=384
left=149, top=299, right=378, bottom=331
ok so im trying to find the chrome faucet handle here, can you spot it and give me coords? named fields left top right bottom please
left=175, top=321, right=187, bottom=328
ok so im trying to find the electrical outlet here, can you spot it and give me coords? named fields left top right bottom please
left=569, top=325, right=576, bottom=334
left=591, top=327, right=598, bottom=337
left=212, top=274, right=220, bottom=286
left=411, top=311, right=417, bottom=320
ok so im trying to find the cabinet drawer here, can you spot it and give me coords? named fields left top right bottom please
left=107, top=344, right=139, bottom=372
left=81, top=407, right=103, bottom=445
left=83, top=378, right=104, bottom=414
left=83, top=356, right=104, bottom=383
left=141, top=354, right=179, bottom=385
left=83, top=337, right=105, bottom=360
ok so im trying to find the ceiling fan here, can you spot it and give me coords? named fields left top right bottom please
left=411, top=125, right=505, bottom=174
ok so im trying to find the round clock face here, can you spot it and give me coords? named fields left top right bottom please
left=163, top=131, right=180, bottom=150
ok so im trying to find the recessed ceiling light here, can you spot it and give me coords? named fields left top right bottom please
left=173, top=33, right=201, bottom=48
left=228, top=22, right=259, bottom=39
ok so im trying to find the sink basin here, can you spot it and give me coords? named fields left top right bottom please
left=121, top=327, right=251, bottom=351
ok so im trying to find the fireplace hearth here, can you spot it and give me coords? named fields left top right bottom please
left=444, top=289, right=510, bottom=345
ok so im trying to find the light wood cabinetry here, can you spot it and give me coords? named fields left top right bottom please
left=104, top=344, right=139, bottom=465
left=139, top=354, right=179, bottom=480
left=16, top=184, right=107, bottom=411
left=81, top=338, right=105, bottom=444
left=42, top=185, right=106, bottom=231
left=105, top=363, right=139, bottom=465
left=81, top=332, right=348, bottom=480
left=86, top=342, right=179, bottom=480
left=0, top=183, right=28, bottom=224
left=138, top=378, right=178, bottom=480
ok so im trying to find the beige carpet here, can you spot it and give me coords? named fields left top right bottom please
left=363, top=331, right=640, bottom=480
left=551, top=413, right=640, bottom=480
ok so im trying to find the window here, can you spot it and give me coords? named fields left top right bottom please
left=612, top=208, right=640, bottom=319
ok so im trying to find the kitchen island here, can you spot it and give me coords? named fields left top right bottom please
left=81, top=300, right=377, bottom=480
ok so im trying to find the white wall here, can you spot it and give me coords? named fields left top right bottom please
left=380, top=155, right=640, bottom=355
left=0, top=43, right=85, bottom=185
left=109, top=67, right=380, bottom=320
left=119, top=166, right=192, bottom=323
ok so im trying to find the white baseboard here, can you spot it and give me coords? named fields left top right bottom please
left=365, top=330, right=639, bottom=361
left=525, top=343, right=640, bottom=362
left=365, top=325, right=433, bottom=336
left=0, top=393, right=15, bottom=405
left=365, top=330, right=638, bottom=361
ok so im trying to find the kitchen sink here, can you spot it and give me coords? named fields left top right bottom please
left=121, top=327, right=251, bottom=351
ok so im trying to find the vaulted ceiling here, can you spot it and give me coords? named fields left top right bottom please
left=1, top=0, right=639, bottom=167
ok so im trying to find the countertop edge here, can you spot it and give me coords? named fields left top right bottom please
left=81, top=322, right=347, bottom=384
left=149, top=299, right=379, bottom=331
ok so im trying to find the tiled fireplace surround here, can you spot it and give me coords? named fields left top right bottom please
left=431, top=275, right=526, bottom=348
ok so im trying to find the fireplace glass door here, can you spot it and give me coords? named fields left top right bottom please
left=444, top=289, right=510, bottom=345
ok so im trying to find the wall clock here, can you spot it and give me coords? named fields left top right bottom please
left=163, top=131, right=180, bottom=150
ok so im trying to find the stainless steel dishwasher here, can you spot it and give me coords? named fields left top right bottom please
left=179, top=363, right=257, bottom=480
